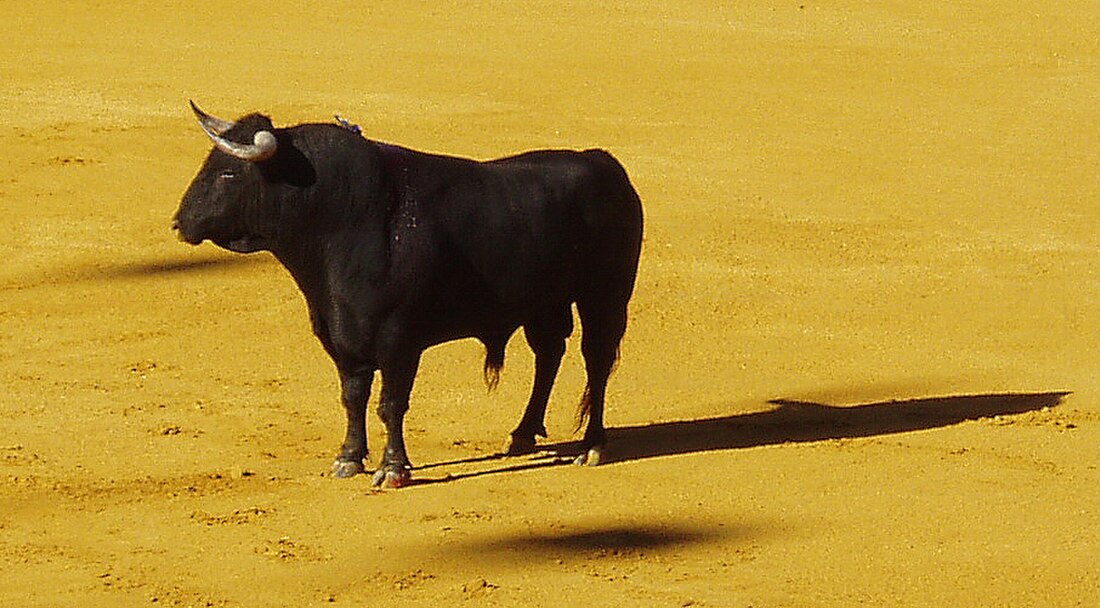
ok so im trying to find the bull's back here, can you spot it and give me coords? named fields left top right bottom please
left=487, top=147, right=642, bottom=236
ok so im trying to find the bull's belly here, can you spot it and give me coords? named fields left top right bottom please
left=414, top=289, right=573, bottom=349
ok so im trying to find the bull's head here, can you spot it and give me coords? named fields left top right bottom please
left=173, top=102, right=283, bottom=254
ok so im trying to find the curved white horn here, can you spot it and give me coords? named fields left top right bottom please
left=210, top=129, right=278, bottom=162
left=189, top=101, right=278, bottom=162
left=190, top=100, right=235, bottom=136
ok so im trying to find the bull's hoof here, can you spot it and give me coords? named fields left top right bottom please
left=371, top=465, right=412, bottom=489
left=573, top=446, right=604, bottom=467
left=331, top=459, right=366, bottom=479
left=504, top=434, right=538, bottom=456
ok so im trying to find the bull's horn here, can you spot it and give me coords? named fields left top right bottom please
left=190, top=100, right=235, bottom=136
left=210, top=129, right=278, bottom=162
left=189, top=100, right=278, bottom=162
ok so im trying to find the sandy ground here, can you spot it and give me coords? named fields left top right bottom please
left=3, top=2, right=1099, bottom=606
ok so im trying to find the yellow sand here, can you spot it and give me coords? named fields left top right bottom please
left=2, top=2, right=1097, bottom=606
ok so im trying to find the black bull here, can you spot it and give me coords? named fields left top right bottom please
left=173, top=103, right=643, bottom=487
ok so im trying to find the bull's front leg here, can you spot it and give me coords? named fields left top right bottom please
left=372, top=353, right=420, bottom=488
left=332, top=370, right=374, bottom=478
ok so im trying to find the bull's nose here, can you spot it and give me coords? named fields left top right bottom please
left=172, top=218, right=197, bottom=244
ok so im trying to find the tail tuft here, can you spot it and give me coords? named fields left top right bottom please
left=483, top=343, right=505, bottom=392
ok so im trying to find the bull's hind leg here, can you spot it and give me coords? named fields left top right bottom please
left=332, top=370, right=374, bottom=478
left=506, top=307, right=573, bottom=455
left=574, top=301, right=628, bottom=466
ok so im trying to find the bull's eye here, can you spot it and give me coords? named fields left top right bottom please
left=219, top=169, right=237, bottom=180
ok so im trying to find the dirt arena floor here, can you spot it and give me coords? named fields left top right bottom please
left=3, top=2, right=1099, bottom=606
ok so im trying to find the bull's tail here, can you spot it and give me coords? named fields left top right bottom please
left=483, top=341, right=506, bottom=392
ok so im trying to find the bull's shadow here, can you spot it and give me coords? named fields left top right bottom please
left=83, top=253, right=273, bottom=281
left=594, top=391, right=1069, bottom=463
left=7, top=253, right=275, bottom=291
left=415, top=391, right=1069, bottom=484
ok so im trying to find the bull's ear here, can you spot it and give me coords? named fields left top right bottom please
left=190, top=100, right=235, bottom=137
left=189, top=101, right=278, bottom=162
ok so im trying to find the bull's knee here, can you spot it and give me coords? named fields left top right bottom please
left=376, top=399, right=407, bottom=427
